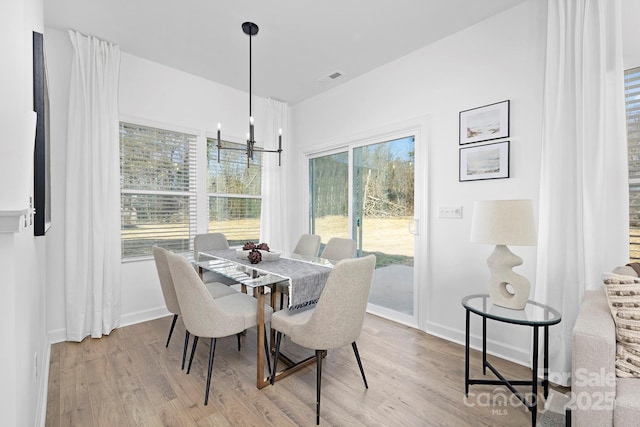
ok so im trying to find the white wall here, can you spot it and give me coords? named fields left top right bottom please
left=45, top=30, right=274, bottom=335
left=623, top=0, right=640, bottom=69
left=43, top=27, right=71, bottom=344
left=0, top=0, right=49, bottom=425
left=290, top=0, right=547, bottom=364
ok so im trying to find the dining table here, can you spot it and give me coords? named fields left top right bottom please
left=193, top=248, right=334, bottom=389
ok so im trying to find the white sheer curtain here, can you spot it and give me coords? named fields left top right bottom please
left=260, top=98, right=290, bottom=251
left=65, top=30, right=121, bottom=341
left=535, top=0, right=628, bottom=385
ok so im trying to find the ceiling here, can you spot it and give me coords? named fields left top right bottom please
left=44, top=0, right=529, bottom=105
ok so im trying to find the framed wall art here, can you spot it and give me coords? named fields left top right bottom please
left=459, top=100, right=509, bottom=145
left=459, top=141, right=510, bottom=182
left=33, top=31, right=51, bottom=236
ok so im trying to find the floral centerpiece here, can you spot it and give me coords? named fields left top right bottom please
left=241, top=241, right=279, bottom=263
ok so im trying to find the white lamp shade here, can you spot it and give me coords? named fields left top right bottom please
left=470, top=199, right=537, bottom=246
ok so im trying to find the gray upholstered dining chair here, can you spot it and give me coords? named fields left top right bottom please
left=320, top=237, right=357, bottom=261
left=165, top=250, right=273, bottom=406
left=152, top=246, right=236, bottom=367
left=194, top=232, right=238, bottom=286
left=277, top=233, right=323, bottom=309
left=293, top=233, right=322, bottom=258
left=271, top=254, right=376, bottom=425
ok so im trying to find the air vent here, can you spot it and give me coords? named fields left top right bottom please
left=317, top=70, right=345, bottom=84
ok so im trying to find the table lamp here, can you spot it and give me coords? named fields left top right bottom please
left=470, top=199, right=537, bottom=310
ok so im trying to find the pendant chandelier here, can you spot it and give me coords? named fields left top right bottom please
left=216, top=22, right=283, bottom=167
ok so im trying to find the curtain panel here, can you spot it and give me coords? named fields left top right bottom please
left=65, top=30, right=121, bottom=341
left=535, top=0, right=628, bottom=385
left=260, top=98, right=291, bottom=251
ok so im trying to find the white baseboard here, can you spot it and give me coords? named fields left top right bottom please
left=48, top=328, right=66, bottom=344
left=119, top=306, right=170, bottom=328
left=48, top=306, right=171, bottom=345
left=36, top=340, right=51, bottom=427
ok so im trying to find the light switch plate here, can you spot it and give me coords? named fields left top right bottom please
left=438, top=205, right=463, bottom=219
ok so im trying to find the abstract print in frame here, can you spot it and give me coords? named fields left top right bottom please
left=459, top=141, right=509, bottom=182
left=459, top=100, right=509, bottom=145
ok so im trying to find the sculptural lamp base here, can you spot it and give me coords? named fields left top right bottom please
left=486, top=245, right=530, bottom=310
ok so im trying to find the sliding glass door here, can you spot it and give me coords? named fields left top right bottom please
left=309, top=151, right=349, bottom=244
left=353, top=136, right=415, bottom=316
left=309, top=136, right=416, bottom=321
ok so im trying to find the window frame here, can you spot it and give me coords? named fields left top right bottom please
left=119, top=120, right=267, bottom=260
left=119, top=121, right=198, bottom=260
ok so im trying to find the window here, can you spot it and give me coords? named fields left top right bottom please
left=206, top=138, right=262, bottom=246
left=120, top=122, right=197, bottom=258
left=626, top=67, right=640, bottom=261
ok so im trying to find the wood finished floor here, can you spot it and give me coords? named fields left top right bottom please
left=46, top=314, right=554, bottom=426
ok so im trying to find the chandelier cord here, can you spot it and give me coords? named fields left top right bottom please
left=249, top=26, right=252, bottom=119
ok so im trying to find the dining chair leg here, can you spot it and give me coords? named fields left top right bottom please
left=187, top=335, right=199, bottom=374
left=352, top=342, right=368, bottom=388
left=182, top=330, right=190, bottom=370
left=166, top=314, right=178, bottom=347
left=271, top=331, right=283, bottom=385
left=236, top=333, right=241, bottom=351
left=264, top=329, right=272, bottom=377
left=316, top=349, right=323, bottom=425
left=204, top=338, right=217, bottom=406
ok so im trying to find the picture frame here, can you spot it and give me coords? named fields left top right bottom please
left=459, top=141, right=510, bottom=182
left=33, top=31, right=51, bottom=236
left=459, top=100, right=509, bottom=145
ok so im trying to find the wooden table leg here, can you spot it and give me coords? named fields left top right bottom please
left=256, top=287, right=271, bottom=389
left=270, top=284, right=277, bottom=310
left=260, top=281, right=318, bottom=386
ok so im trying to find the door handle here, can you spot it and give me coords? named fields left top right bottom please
left=408, top=219, right=419, bottom=236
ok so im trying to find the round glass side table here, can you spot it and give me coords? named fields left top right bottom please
left=462, top=294, right=561, bottom=427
